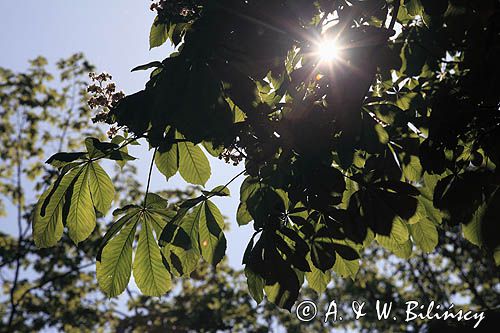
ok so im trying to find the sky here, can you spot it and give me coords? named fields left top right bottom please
left=0, top=0, right=253, bottom=268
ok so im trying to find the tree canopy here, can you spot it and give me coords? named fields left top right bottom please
left=28, top=0, right=500, bottom=312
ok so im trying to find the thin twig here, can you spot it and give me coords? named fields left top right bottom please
left=7, top=105, right=25, bottom=328
left=143, top=147, right=158, bottom=207
left=207, top=169, right=246, bottom=199
left=57, top=75, right=77, bottom=152
left=389, top=0, right=400, bottom=31
left=127, top=287, right=141, bottom=316
left=90, top=135, right=140, bottom=163
left=14, top=262, right=95, bottom=311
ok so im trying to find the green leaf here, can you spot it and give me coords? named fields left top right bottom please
left=155, top=143, right=179, bottom=180
left=202, top=185, right=231, bottom=197
left=33, top=168, right=81, bottom=248
left=305, top=261, right=331, bottom=293
left=400, top=36, right=427, bottom=76
left=348, top=188, right=418, bottom=239
left=236, top=177, right=262, bottom=225
left=159, top=199, right=207, bottom=277
left=375, top=219, right=412, bottom=258
left=246, top=186, right=285, bottom=229
left=403, top=155, right=423, bottom=182
left=33, top=186, right=63, bottom=248
left=409, top=218, right=438, bottom=253
left=131, top=61, right=163, bottom=72
left=264, top=280, right=299, bottom=311
left=97, top=218, right=138, bottom=297
left=462, top=203, right=486, bottom=247
left=311, top=239, right=337, bottom=272
left=198, top=201, right=226, bottom=266
left=85, top=137, right=135, bottom=161
left=237, top=202, right=252, bottom=226
left=133, top=214, right=172, bottom=296
left=408, top=198, right=427, bottom=224
left=395, top=92, right=418, bottom=110
left=162, top=206, right=201, bottom=277
left=46, top=152, right=86, bottom=168
left=162, top=243, right=200, bottom=277
left=67, top=165, right=96, bottom=244
left=182, top=206, right=202, bottom=253
left=85, top=137, right=117, bottom=158
left=494, top=246, right=500, bottom=266
left=380, top=219, right=410, bottom=244
left=240, top=176, right=261, bottom=201
left=340, top=177, right=359, bottom=210
left=376, top=236, right=413, bottom=259
left=405, top=0, right=424, bottom=17
left=226, top=97, right=246, bottom=123
left=374, top=123, right=389, bottom=145
left=178, top=141, right=211, bottom=186
left=107, top=149, right=136, bottom=162
left=363, top=229, right=375, bottom=248
left=332, top=253, right=359, bottom=280
left=34, top=160, right=115, bottom=247
left=88, top=162, right=115, bottom=215
left=158, top=195, right=205, bottom=245
left=97, top=207, right=141, bottom=261
left=149, top=18, right=169, bottom=49
left=245, top=268, right=265, bottom=303
left=202, top=141, right=224, bottom=157
left=145, top=193, right=169, bottom=211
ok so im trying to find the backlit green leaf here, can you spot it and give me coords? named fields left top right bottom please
left=376, top=237, right=413, bottom=259
left=33, top=168, right=81, bottom=248
left=149, top=18, right=169, bottom=49
left=403, top=155, right=423, bottom=182
left=67, top=165, right=96, bottom=244
left=333, top=253, right=359, bottom=280
left=305, top=259, right=331, bottom=293
left=409, top=218, right=438, bottom=253
left=462, top=203, right=486, bottom=247
left=88, top=162, right=115, bottom=215
left=237, top=202, right=252, bottom=226
left=97, top=206, right=141, bottom=261
left=160, top=201, right=203, bottom=277
left=198, top=201, right=226, bottom=266
left=133, top=214, right=172, bottom=296
left=178, top=142, right=211, bottom=186
left=97, top=218, right=138, bottom=297
left=155, top=143, right=179, bottom=180
left=245, top=268, right=265, bottom=303
left=45, top=152, right=86, bottom=168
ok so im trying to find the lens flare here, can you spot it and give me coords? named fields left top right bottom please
left=317, top=39, right=341, bottom=63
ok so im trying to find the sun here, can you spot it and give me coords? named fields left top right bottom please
left=317, top=38, right=341, bottom=63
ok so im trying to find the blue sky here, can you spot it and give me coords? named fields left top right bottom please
left=0, top=0, right=252, bottom=268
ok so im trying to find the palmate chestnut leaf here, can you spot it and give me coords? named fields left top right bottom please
left=97, top=196, right=172, bottom=297
left=34, top=140, right=118, bottom=247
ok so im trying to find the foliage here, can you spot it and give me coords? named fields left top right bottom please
left=0, top=54, right=498, bottom=331
left=29, top=0, right=500, bottom=310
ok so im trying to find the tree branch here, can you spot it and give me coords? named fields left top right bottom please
left=143, top=147, right=158, bottom=207
left=7, top=105, right=25, bottom=329
left=57, top=75, right=78, bottom=152
left=207, top=169, right=246, bottom=199
left=389, top=0, right=400, bottom=31
left=14, top=262, right=95, bottom=308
